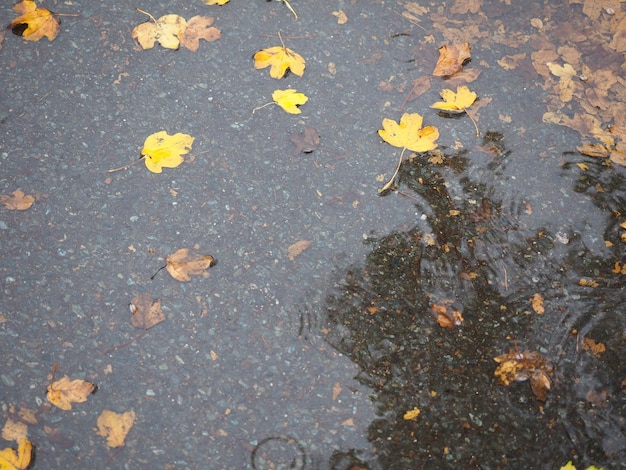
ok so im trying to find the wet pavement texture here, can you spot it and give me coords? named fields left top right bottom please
left=1, top=0, right=625, bottom=469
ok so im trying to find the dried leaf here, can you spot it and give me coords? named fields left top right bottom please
left=203, top=0, right=229, bottom=4
left=332, top=382, right=342, bottom=400
left=179, top=16, right=221, bottom=52
left=165, top=248, right=216, bottom=282
left=403, top=407, right=421, bottom=420
left=132, top=11, right=187, bottom=50
left=96, top=410, right=136, bottom=448
left=290, top=127, right=320, bottom=154
left=0, top=438, right=32, bottom=470
left=332, top=10, right=348, bottom=24
left=129, top=293, right=165, bottom=330
left=272, top=89, right=308, bottom=114
left=47, top=376, right=95, bottom=410
left=254, top=43, right=305, bottom=79
left=431, top=301, right=464, bottom=329
left=1, top=419, right=27, bottom=442
left=141, top=131, right=194, bottom=173
left=547, top=62, right=577, bottom=103
left=288, top=240, right=311, bottom=260
left=582, top=338, right=606, bottom=358
left=494, top=349, right=553, bottom=401
left=10, top=0, right=60, bottom=42
left=433, top=43, right=471, bottom=77
left=1, top=190, right=34, bottom=211
left=531, top=293, right=545, bottom=314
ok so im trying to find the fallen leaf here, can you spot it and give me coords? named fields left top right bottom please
left=272, top=89, right=308, bottom=114
left=430, top=85, right=477, bottom=113
left=141, top=131, right=194, bottom=173
left=96, top=410, right=136, bottom=448
left=433, top=42, right=471, bottom=77
left=254, top=39, right=305, bottom=79
left=531, top=293, right=545, bottom=314
left=10, top=0, right=60, bottom=42
left=431, top=301, right=464, bottom=329
left=47, top=376, right=95, bottom=410
left=494, top=348, right=553, bottom=401
left=132, top=9, right=187, bottom=50
left=288, top=240, right=311, bottom=260
left=1, top=190, right=35, bottom=210
left=290, top=127, right=320, bottom=154
left=154, top=248, right=216, bottom=282
left=332, top=382, right=342, bottom=400
left=378, top=113, right=439, bottom=192
left=179, top=16, right=221, bottom=52
left=1, top=419, right=27, bottom=442
left=547, top=62, right=578, bottom=102
left=203, top=0, right=230, bottom=4
left=582, top=338, right=606, bottom=358
left=378, top=113, right=439, bottom=153
left=332, top=10, right=348, bottom=24
left=0, top=438, right=32, bottom=470
left=129, top=293, right=165, bottom=330
left=403, top=407, right=420, bottom=420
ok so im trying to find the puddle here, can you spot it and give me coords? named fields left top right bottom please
left=1, top=1, right=625, bottom=468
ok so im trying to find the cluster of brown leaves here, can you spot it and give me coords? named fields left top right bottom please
left=494, top=348, right=554, bottom=401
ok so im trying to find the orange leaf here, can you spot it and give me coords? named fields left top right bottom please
left=531, top=293, right=544, bottom=314
left=0, top=438, right=32, bottom=470
left=1, top=190, right=34, bottom=211
left=494, top=349, right=553, bottom=401
left=287, top=240, right=311, bottom=260
left=431, top=301, right=464, bottom=329
left=165, top=248, right=216, bottom=282
left=433, top=43, right=471, bottom=77
left=10, top=0, right=60, bottom=42
left=47, top=376, right=95, bottom=410
left=96, top=410, right=136, bottom=448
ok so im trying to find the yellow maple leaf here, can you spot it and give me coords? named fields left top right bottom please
left=0, top=438, right=32, bottom=470
left=379, top=113, right=439, bottom=153
left=203, top=0, right=229, bottom=4
left=96, top=410, right=136, bottom=448
left=10, top=0, right=60, bottom=42
left=378, top=113, right=439, bottom=193
left=272, top=89, right=308, bottom=114
left=431, top=85, right=478, bottom=113
left=254, top=36, right=305, bottom=79
left=141, top=131, right=194, bottom=173
left=547, top=62, right=577, bottom=102
left=132, top=9, right=187, bottom=50
left=47, top=376, right=95, bottom=410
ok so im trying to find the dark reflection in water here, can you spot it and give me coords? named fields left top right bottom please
left=307, top=134, right=625, bottom=468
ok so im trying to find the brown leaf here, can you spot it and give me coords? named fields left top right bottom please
left=1, top=190, right=35, bottom=210
left=287, top=240, right=311, bottom=260
left=1, top=419, right=28, bottom=442
left=433, top=43, right=471, bottom=77
left=582, top=338, right=606, bottom=358
left=129, top=293, right=165, bottom=330
left=494, top=348, right=553, bottom=401
left=96, top=410, right=136, bottom=448
left=431, top=300, right=463, bottom=329
left=332, top=382, right=342, bottom=400
left=180, top=15, right=221, bottom=52
left=47, top=376, right=95, bottom=410
left=290, top=127, right=320, bottom=154
left=165, top=248, right=216, bottom=282
left=531, top=293, right=544, bottom=314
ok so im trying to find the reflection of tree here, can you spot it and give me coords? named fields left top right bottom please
left=318, top=136, right=626, bottom=468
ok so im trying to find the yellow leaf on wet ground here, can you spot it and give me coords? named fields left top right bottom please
left=272, top=89, right=308, bottom=114
left=10, top=0, right=60, bottom=42
left=403, top=407, right=420, bottom=420
left=47, top=376, right=95, bottom=410
left=141, top=131, right=194, bottom=173
left=0, top=190, right=34, bottom=211
left=431, top=85, right=477, bottom=113
left=132, top=10, right=187, bottom=50
left=547, top=62, right=578, bottom=102
left=0, top=438, right=32, bottom=470
left=378, top=113, right=439, bottom=153
left=96, top=410, right=136, bottom=448
left=254, top=44, right=306, bottom=79
left=203, top=0, right=229, bottom=4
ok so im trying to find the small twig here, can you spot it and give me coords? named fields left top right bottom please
left=379, top=147, right=407, bottom=193
left=100, top=331, right=146, bottom=355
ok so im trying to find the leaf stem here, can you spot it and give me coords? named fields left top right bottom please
left=107, top=155, right=146, bottom=173
left=135, top=7, right=157, bottom=24
left=379, top=147, right=406, bottom=194
left=465, top=108, right=480, bottom=136
left=282, top=0, right=298, bottom=21
left=252, top=102, right=276, bottom=114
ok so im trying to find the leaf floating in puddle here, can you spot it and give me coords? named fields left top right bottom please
left=494, top=348, right=553, bottom=401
